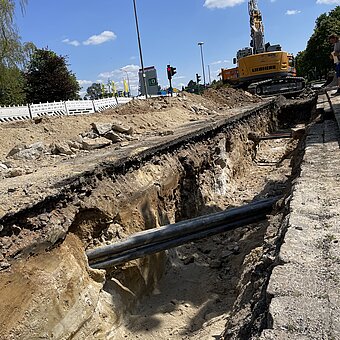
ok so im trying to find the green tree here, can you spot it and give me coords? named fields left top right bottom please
left=25, top=48, right=80, bottom=103
left=0, top=66, right=26, bottom=105
left=296, top=6, right=340, bottom=80
left=0, top=1, right=35, bottom=105
left=85, top=83, right=102, bottom=100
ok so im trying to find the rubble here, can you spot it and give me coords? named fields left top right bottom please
left=81, top=137, right=112, bottom=150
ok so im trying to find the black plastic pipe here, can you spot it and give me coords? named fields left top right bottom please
left=86, top=197, right=277, bottom=261
left=89, top=214, right=266, bottom=269
left=87, top=197, right=278, bottom=264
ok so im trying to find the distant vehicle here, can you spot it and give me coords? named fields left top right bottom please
left=221, top=0, right=305, bottom=96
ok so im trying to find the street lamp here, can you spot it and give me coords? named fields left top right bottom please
left=132, top=0, right=148, bottom=98
left=198, top=42, right=206, bottom=87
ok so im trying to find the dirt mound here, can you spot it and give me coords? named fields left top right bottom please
left=0, top=89, right=262, bottom=163
left=107, top=87, right=261, bottom=117
left=202, top=86, right=258, bottom=106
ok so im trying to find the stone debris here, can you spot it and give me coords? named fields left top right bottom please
left=0, top=163, right=8, bottom=170
left=7, top=142, right=46, bottom=160
left=111, top=120, right=133, bottom=135
left=52, top=141, right=74, bottom=155
left=103, top=131, right=123, bottom=143
left=91, top=122, right=113, bottom=136
left=81, top=137, right=112, bottom=150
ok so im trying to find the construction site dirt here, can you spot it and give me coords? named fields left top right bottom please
left=0, top=87, right=317, bottom=339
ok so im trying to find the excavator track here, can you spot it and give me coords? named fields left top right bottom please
left=248, top=77, right=306, bottom=97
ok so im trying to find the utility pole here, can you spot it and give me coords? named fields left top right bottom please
left=133, top=0, right=148, bottom=98
left=198, top=42, right=206, bottom=87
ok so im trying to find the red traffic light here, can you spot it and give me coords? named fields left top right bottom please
left=167, top=65, right=177, bottom=80
left=167, top=65, right=172, bottom=79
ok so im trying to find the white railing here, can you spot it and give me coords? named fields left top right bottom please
left=0, top=97, right=132, bottom=122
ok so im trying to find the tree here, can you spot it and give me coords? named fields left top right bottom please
left=84, top=83, right=102, bottom=100
left=25, top=48, right=80, bottom=103
left=0, top=0, right=32, bottom=105
left=0, top=66, right=26, bottom=105
left=296, top=6, right=340, bottom=80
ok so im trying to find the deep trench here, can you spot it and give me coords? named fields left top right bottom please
left=85, top=98, right=315, bottom=339
left=0, top=97, right=316, bottom=340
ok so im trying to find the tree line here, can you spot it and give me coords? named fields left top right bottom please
left=0, top=0, right=80, bottom=106
left=296, top=6, right=340, bottom=81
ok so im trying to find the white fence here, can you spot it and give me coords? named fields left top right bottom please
left=0, top=97, right=133, bottom=123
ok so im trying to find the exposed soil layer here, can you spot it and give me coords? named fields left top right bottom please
left=0, top=88, right=316, bottom=339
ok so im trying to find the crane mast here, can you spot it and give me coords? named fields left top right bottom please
left=248, top=0, right=265, bottom=54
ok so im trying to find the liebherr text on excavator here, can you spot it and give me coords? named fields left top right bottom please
left=221, top=0, right=305, bottom=96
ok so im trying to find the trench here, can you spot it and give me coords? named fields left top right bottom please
left=0, top=97, right=316, bottom=340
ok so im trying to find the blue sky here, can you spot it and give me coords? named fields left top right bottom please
left=15, top=0, right=340, bottom=96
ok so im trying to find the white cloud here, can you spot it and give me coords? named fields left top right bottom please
left=83, top=31, right=117, bottom=46
left=78, top=80, right=93, bottom=88
left=211, top=59, right=230, bottom=65
left=204, top=0, right=245, bottom=9
left=121, top=64, right=140, bottom=72
left=285, top=9, right=301, bottom=15
left=62, top=38, right=80, bottom=47
left=97, top=64, right=141, bottom=95
left=316, top=0, right=340, bottom=4
left=62, top=31, right=117, bottom=47
left=173, top=75, right=186, bottom=80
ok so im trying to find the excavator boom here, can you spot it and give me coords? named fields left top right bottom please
left=248, top=0, right=265, bottom=54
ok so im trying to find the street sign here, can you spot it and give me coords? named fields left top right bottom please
left=148, top=78, right=157, bottom=86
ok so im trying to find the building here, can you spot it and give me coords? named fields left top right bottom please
left=138, top=66, right=159, bottom=96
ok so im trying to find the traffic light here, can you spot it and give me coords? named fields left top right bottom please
left=167, top=65, right=172, bottom=79
left=171, top=66, right=176, bottom=77
left=167, top=65, right=177, bottom=79
left=196, top=73, right=201, bottom=83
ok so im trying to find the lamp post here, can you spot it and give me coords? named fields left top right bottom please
left=198, top=42, right=206, bottom=87
left=133, top=0, right=148, bottom=98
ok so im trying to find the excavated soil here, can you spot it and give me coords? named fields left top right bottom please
left=0, top=88, right=260, bottom=160
left=0, top=87, right=315, bottom=339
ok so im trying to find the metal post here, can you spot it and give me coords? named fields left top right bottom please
left=208, top=65, right=212, bottom=84
left=198, top=42, right=206, bottom=87
left=133, top=0, right=148, bottom=98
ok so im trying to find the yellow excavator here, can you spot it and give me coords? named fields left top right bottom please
left=221, top=0, right=305, bottom=96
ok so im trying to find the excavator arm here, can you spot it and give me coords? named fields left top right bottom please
left=248, top=0, right=265, bottom=54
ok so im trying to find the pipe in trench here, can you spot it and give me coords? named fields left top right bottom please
left=88, top=197, right=279, bottom=269
left=90, top=214, right=268, bottom=269
left=87, top=197, right=278, bottom=262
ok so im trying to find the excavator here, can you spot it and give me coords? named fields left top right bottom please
left=221, top=0, right=305, bottom=96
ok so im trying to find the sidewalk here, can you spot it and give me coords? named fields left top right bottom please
left=259, top=92, right=340, bottom=339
